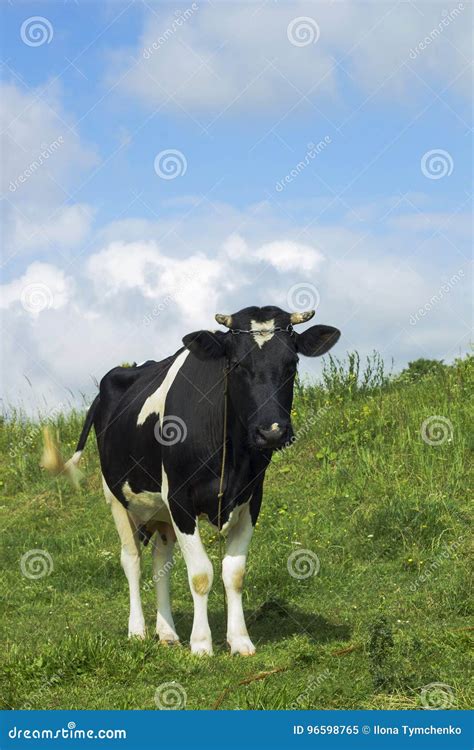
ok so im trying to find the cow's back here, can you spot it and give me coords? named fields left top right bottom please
left=93, top=354, right=178, bottom=500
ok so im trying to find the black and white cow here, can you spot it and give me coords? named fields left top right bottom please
left=43, top=306, right=340, bottom=655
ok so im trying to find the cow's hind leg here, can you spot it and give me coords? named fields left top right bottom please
left=223, top=503, right=255, bottom=656
left=152, top=522, right=179, bottom=644
left=104, top=480, right=146, bottom=639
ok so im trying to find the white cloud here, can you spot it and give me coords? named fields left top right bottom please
left=11, top=204, right=95, bottom=253
left=0, top=262, right=74, bottom=316
left=2, top=198, right=471, bottom=414
left=256, top=240, right=324, bottom=272
left=108, top=1, right=471, bottom=118
left=1, top=82, right=97, bottom=265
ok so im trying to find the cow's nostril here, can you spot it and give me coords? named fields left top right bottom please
left=256, top=424, right=287, bottom=445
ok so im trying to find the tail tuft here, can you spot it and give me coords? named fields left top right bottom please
left=41, top=427, right=83, bottom=489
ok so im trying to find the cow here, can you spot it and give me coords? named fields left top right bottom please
left=42, top=306, right=340, bottom=655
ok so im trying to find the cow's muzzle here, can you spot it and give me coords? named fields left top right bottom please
left=254, top=422, right=291, bottom=450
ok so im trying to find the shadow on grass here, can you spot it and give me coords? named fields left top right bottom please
left=247, top=599, right=351, bottom=644
left=163, top=599, right=351, bottom=645
left=168, top=599, right=352, bottom=648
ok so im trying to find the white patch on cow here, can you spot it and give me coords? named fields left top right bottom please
left=250, top=318, right=275, bottom=348
left=270, top=422, right=279, bottom=431
left=136, top=349, right=189, bottom=426
left=222, top=501, right=255, bottom=655
left=221, top=500, right=249, bottom=534
left=121, top=481, right=171, bottom=526
left=102, top=475, right=146, bottom=638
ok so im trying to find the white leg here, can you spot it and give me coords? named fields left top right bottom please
left=106, top=484, right=146, bottom=639
left=175, top=525, right=214, bottom=655
left=152, top=522, right=179, bottom=644
left=222, top=503, right=255, bottom=656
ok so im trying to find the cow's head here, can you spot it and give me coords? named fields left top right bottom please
left=183, top=306, right=340, bottom=451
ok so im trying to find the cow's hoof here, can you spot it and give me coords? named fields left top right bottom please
left=128, top=617, right=146, bottom=639
left=190, top=639, right=213, bottom=656
left=228, top=636, right=256, bottom=656
left=159, top=634, right=180, bottom=647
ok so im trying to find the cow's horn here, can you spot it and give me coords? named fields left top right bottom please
left=290, top=310, right=315, bottom=325
left=215, top=314, right=232, bottom=327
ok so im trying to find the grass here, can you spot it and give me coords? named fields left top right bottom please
left=0, top=353, right=472, bottom=711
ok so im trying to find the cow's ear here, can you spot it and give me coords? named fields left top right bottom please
left=295, top=325, right=340, bottom=357
left=182, top=330, right=228, bottom=360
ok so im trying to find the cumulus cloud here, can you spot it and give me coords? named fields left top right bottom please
left=108, top=1, right=471, bottom=119
left=1, top=199, right=471, bottom=414
left=0, top=262, right=74, bottom=316
left=1, top=82, right=97, bottom=266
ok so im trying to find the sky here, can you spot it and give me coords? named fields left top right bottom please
left=0, top=0, right=472, bottom=413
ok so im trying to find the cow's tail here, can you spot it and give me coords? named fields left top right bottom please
left=41, top=395, right=99, bottom=489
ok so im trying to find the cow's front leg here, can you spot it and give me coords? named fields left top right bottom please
left=152, top=523, right=179, bottom=645
left=222, top=503, right=255, bottom=656
left=174, top=523, right=214, bottom=655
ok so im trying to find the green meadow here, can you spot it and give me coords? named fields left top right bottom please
left=1, top=353, right=472, bottom=710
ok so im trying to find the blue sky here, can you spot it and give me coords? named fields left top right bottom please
left=1, top=0, right=472, bottom=411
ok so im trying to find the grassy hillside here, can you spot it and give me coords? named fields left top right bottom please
left=0, top=353, right=472, bottom=711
